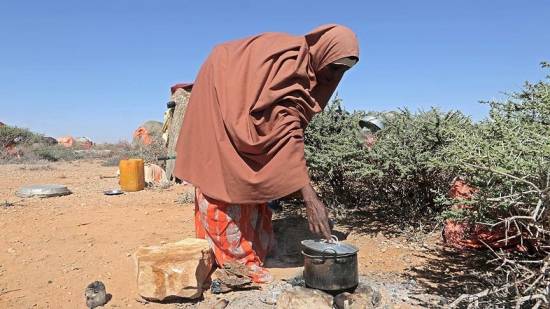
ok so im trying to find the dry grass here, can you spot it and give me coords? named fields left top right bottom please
left=98, top=139, right=167, bottom=167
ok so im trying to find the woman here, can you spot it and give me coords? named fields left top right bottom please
left=174, top=24, right=359, bottom=283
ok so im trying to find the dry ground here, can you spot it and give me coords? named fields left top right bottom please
left=0, top=161, right=472, bottom=308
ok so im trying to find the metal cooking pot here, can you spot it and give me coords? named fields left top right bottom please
left=301, top=236, right=359, bottom=292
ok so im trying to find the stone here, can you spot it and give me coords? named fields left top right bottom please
left=334, top=283, right=382, bottom=309
left=85, top=281, right=107, bottom=308
left=335, top=292, right=353, bottom=309
left=212, top=299, right=229, bottom=309
left=197, top=299, right=229, bottom=309
left=356, top=283, right=382, bottom=306
left=210, top=267, right=253, bottom=294
left=276, top=287, right=333, bottom=309
left=134, top=238, right=214, bottom=301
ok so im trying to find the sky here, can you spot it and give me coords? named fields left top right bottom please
left=1, top=1, right=549, bottom=142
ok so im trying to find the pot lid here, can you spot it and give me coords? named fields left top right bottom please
left=301, top=236, right=358, bottom=255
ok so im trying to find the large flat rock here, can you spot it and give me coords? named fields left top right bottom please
left=277, top=286, right=333, bottom=309
left=135, top=238, right=214, bottom=301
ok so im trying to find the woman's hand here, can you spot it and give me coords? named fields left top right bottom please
left=301, top=183, right=331, bottom=240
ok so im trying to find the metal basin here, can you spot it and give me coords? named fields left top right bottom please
left=16, top=184, right=71, bottom=198
left=104, top=189, right=123, bottom=196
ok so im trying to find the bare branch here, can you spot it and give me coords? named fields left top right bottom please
left=464, top=163, right=541, bottom=192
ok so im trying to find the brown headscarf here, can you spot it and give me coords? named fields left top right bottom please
left=174, top=24, right=359, bottom=203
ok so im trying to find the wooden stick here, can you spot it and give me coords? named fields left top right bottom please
left=0, top=289, right=22, bottom=297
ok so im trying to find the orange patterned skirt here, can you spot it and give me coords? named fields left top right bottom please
left=194, top=188, right=275, bottom=283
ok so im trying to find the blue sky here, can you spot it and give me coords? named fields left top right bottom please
left=1, top=1, right=549, bottom=142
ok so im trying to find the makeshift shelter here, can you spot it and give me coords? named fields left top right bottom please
left=75, top=137, right=94, bottom=149
left=57, top=136, right=75, bottom=148
left=41, top=137, right=58, bottom=145
left=443, top=179, right=524, bottom=251
left=133, top=121, right=163, bottom=146
left=4, top=141, right=19, bottom=156
left=144, top=163, right=168, bottom=185
left=164, top=83, right=193, bottom=181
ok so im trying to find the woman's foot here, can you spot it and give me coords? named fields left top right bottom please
left=248, top=264, right=274, bottom=283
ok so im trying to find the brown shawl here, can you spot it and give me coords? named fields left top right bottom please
left=174, top=24, right=359, bottom=203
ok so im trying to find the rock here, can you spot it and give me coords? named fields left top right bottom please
left=335, top=292, right=353, bottom=309
left=210, top=261, right=257, bottom=294
left=212, top=299, right=229, bottom=309
left=196, top=299, right=229, bottom=309
left=285, top=274, right=305, bottom=287
left=210, top=267, right=253, bottom=294
left=276, top=287, right=333, bottom=309
left=85, top=281, right=107, bottom=308
left=356, top=283, right=382, bottom=306
left=134, top=238, right=214, bottom=301
left=222, top=261, right=250, bottom=277
left=334, top=283, right=382, bottom=309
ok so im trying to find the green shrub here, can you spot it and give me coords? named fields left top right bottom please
left=438, top=63, right=550, bottom=307
left=305, top=66, right=550, bottom=305
left=100, top=139, right=167, bottom=167
left=361, top=108, right=472, bottom=221
left=0, top=125, right=43, bottom=147
left=33, top=145, right=83, bottom=162
left=304, top=98, right=473, bottom=226
left=304, top=98, right=368, bottom=212
left=441, top=64, right=550, bottom=222
left=0, top=125, right=88, bottom=163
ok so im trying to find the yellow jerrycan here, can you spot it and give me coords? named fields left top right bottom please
left=119, top=159, right=145, bottom=192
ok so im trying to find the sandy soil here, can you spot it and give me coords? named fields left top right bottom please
left=0, top=161, right=442, bottom=308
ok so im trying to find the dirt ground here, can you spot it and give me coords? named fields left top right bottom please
left=0, top=161, right=465, bottom=308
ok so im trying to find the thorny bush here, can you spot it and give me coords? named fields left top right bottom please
left=0, top=125, right=43, bottom=148
left=101, top=138, right=167, bottom=167
left=304, top=97, right=473, bottom=227
left=443, top=63, right=550, bottom=308
left=0, top=126, right=82, bottom=163
left=306, top=64, right=550, bottom=307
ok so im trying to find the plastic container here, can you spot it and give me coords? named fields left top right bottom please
left=119, top=159, right=145, bottom=192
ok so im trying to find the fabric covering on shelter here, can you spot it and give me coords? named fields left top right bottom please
left=170, top=83, right=193, bottom=95
left=443, top=179, right=527, bottom=251
left=144, top=163, right=167, bottom=184
left=76, top=137, right=94, bottom=149
left=57, top=136, right=75, bottom=148
left=133, top=127, right=153, bottom=145
left=133, top=121, right=162, bottom=146
left=174, top=24, right=359, bottom=203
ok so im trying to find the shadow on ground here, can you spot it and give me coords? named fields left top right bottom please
left=335, top=205, right=437, bottom=238
left=275, top=202, right=412, bottom=238
left=269, top=203, right=496, bottom=307
left=403, top=244, right=495, bottom=307
left=266, top=214, right=348, bottom=268
left=333, top=206, right=494, bottom=307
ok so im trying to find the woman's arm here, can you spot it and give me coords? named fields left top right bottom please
left=301, top=182, right=331, bottom=240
